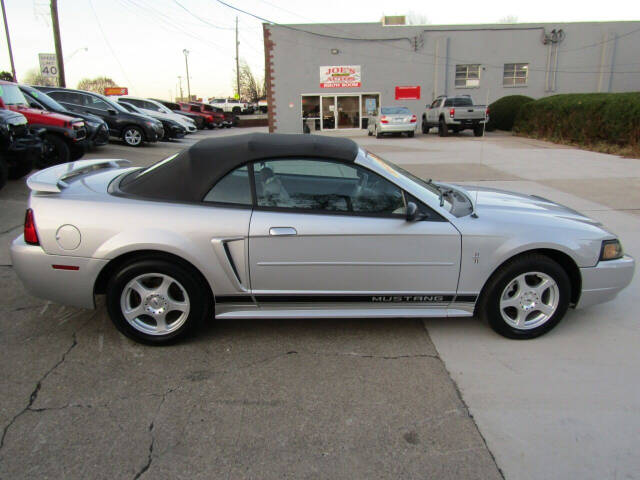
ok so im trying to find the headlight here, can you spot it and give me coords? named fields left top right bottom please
left=600, top=239, right=623, bottom=261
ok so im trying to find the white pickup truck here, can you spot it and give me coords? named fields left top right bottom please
left=209, top=98, right=254, bottom=114
left=421, top=95, right=488, bottom=137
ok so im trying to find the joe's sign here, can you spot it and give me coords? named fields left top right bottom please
left=320, top=65, right=361, bottom=88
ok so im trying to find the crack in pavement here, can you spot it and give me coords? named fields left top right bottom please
left=0, top=315, right=94, bottom=452
left=0, top=224, right=21, bottom=235
left=132, top=387, right=178, bottom=480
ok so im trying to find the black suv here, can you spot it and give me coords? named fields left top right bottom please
left=0, top=109, right=43, bottom=190
left=20, top=85, right=109, bottom=151
left=35, top=86, right=163, bottom=147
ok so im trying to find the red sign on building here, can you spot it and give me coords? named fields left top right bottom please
left=395, top=86, right=421, bottom=100
left=104, top=87, right=128, bottom=96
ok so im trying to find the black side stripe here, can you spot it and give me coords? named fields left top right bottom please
left=216, top=294, right=478, bottom=304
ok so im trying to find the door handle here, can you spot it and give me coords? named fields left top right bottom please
left=269, top=227, right=297, bottom=236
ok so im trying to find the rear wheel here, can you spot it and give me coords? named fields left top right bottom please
left=478, top=254, right=571, bottom=339
left=7, top=153, right=34, bottom=180
left=123, top=126, right=144, bottom=147
left=438, top=118, right=449, bottom=137
left=106, top=258, right=212, bottom=345
left=408, top=131, right=415, bottom=138
left=37, top=133, right=70, bottom=168
left=70, top=143, right=85, bottom=161
left=375, top=126, right=382, bottom=139
left=474, top=125, right=484, bottom=137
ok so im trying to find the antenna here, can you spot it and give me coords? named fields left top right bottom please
left=474, top=87, right=490, bottom=217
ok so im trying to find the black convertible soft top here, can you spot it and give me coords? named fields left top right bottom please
left=119, top=133, right=360, bottom=202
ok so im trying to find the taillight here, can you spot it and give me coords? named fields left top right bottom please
left=449, top=108, right=455, bottom=118
left=485, top=107, right=490, bottom=117
left=24, top=209, right=39, bottom=245
left=380, top=115, right=389, bottom=124
left=410, top=115, right=417, bottom=123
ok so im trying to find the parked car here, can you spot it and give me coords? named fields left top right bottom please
left=0, top=81, right=86, bottom=167
left=368, top=106, right=417, bottom=138
left=177, top=102, right=216, bottom=129
left=10, top=134, right=634, bottom=345
left=422, top=95, right=489, bottom=137
left=117, top=100, right=183, bottom=140
left=209, top=98, right=253, bottom=114
left=0, top=109, right=43, bottom=190
left=257, top=99, right=268, bottom=113
left=190, top=102, right=227, bottom=128
left=20, top=85, right=109, bottom=151
left=35, top=86, right=162, bottom=147
left=115, top=96, right=197, bottom=134
left=150, top=99, right=205, bottom=129
left=212, top=106, right=238, bottom=127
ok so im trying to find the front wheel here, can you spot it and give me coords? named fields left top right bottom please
left=0, top=157, right=7, bottom=190
left=478, top=254, right=571, bottom=339
left=421, top=119, right=429, bottom=134
left=375, top=127, right=382, bottom=139
left=8, top=154, right=34, bottom=180
left=123, top=126, right=144, bottom=147
left=37, top=133, right=70, bottom=168
left=106, top=258, right=212, bottom=345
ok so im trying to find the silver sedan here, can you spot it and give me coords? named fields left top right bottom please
left=10, top=133, right=635, bottom=344
left=368, top=106, right=417, bottom=138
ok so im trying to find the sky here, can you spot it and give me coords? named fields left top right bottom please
left=1, top=0, right=639, bottom=100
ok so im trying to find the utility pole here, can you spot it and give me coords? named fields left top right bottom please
left=235, top=16, right=240, bottom=99
left=177, top=75, right=184, bottom=101
left=1, top=0, right=17, bottom=81
left=182, top=49, right=191, bottom=100
left=50, top=0, right=66, bottom=87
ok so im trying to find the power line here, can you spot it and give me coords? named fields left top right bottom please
left=88, top=0, right=136, bottom=89
left=172, top=0, right=234, bottom=30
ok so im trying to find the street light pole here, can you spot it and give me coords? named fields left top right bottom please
left=0, top=0, right=17, bottom=82
left=177, top=75, right=184, bottom=101
left=235, top=16, right=240, bottom=99
left=183, top=49, right=191, bottom=100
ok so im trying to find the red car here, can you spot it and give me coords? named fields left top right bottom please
left=189, top=102, right=226, bottom=128
left=0, top=80, right=87, bottom=167
left=177, top=102, right=216, bottom=129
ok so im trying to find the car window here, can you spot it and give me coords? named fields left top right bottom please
left=381, top=107, right=411, bottom=115
left=124, top=98, right=143, bottom=107
left=444, top=99, right=453, bottom=107
left=48, top=91, right=76, bottom=104
left=430, top=99, right=441, bottom=108
left=82, top=95, right=110, bottom=110
left=252, top=159, right=405, bottom=215
left=203, top=166, right=252, bottom=205
left=453, top=97, right=473, bottom=106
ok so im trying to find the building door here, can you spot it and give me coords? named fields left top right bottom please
left=336, top=96, right=360, bottom=129
left=321, top=96, right=335, bottom=129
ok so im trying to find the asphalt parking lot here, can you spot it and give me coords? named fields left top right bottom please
left=1, top=127, right=638, bottom=479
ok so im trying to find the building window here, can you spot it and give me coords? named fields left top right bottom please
left=503, top=63, right=529, bottom=87
left=455, top=64, right=480, bottom=88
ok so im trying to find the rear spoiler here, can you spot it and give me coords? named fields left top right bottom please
left=26, top=159, right=132, bottom=193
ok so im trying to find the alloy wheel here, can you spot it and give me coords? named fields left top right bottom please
left=124, top=128, right=142, bottom=146
left=499, top=272, right=560, bottom=330
left=120, top=273, right=190, bottom=335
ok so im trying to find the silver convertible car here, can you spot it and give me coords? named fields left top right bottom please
left=10, top=134, right=635, bottom=344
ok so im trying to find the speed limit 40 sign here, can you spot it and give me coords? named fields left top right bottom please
left=38, top=53, right=58, bottom=78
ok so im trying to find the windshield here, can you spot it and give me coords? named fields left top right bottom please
left=98, top=94, right=129, bottom=113
left=381, top=107, right=411, bottom=115
left=0, top=84, right=28, bottom=106
left=366, top=151, right=440, bottom=195
left=120, top=101, right=142, bottom=114
left=22, top=87, right=65, bottom=111
left=151, top=101, right=172, bottom=114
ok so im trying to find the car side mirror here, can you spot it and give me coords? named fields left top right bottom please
left=406, top=201, right=424, bottom=222
left=107, top=109, right=117, bottom=115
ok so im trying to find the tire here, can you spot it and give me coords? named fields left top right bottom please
left=438, top=118, right=449, bottom=137
left=0, top=157, right=8, bottom=191
left=478, top=254, right=571, bottom=339
left=474, top=125, right=484, bottom=137
left=421, top=118, right=429, bottom=134
left=70, top=143, right=85, bottom=161
left=122, top=126, right=144, bottom=147
left=367, top=128, right=372, bottom=136
left=106, top=258, right=212, bottom=345
left=37, top=133, right=70, bottom=168
left=375, top=127, right=382, bottom=139
left=408, top=131, right=415, bottom=138
left=232, top=107, right=241, bottom=114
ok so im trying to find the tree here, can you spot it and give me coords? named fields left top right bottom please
left=0, top=71, right=14, bottom=81
left=76, top=76, right=117, bottom=94
left=22, top=68, right=57, bottom=86
left=499, top=15, right=518, bottom=24
left=233, top=60, right=264, bottom=102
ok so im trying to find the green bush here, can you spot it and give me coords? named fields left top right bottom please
left=514, top=92, right=640, bottom=148
left=486, top=95, right=534, bottom=131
